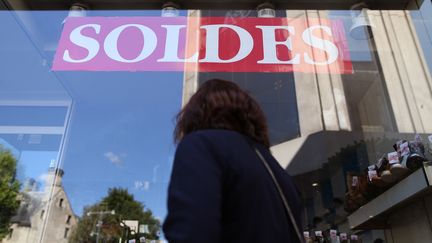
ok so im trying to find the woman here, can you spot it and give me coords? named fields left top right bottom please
left=163, top=79, right=303, bottom=243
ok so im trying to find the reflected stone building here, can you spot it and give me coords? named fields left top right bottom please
left=2, top=167, right=77, bottom=243
left=182, top=8, right=432, bottom=243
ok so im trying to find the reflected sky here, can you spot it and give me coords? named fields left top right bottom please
left=0, top=10, right=184, bottom=224
left=60, top=72, right=183, bottom=220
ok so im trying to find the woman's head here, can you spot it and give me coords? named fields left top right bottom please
left=174, top=79, right=270, bottom=147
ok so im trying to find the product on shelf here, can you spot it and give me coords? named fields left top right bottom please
left=368, top=156, right=389, bottom=187
left=388, top=149, right=409, bottom=179
left=406, top=135, right=427, bottom=170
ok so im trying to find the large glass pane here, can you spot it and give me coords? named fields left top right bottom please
left=1, top=3, right=432, bottom=243
left=0, top=10, right=184, bottom=243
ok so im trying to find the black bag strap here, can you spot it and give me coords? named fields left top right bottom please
left=252, top=146, right=304, bottom=243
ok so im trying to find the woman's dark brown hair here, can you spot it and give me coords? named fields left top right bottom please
left=174, top=79, right=270, bottom=148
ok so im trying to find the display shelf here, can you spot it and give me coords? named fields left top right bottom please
left=347, top=164, right=432, bottom=230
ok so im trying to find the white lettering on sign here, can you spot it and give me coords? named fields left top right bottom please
left=53, top=17, right=352, bottom=73
left=158, top=25, right=199, bottom=63
left=200, top=24, right=254, bottom=63
left=63, top=24, right=338, bottom=64
left=302, top=25, right=339, bottom=65
left=104, top=24, right=157, bottom=63
left=256, top=25, right=300, bottom=64
left=63, top=24, right=101, bottom=63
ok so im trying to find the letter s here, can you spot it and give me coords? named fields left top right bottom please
left=63, top=24, right=101, bottom=63
left=302, top=25, right=339, bottom=65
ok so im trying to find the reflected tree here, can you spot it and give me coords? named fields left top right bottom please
left=69, top=187, right=160, bottom=243
left=0, top=146, right=20, bottom=240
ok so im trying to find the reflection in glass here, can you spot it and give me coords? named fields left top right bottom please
left=0, top=10, right=183, bottom=243
left=1, top=6, right=432, bottom=243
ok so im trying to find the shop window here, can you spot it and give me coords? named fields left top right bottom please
left=1, top=6, right=432, bottom=243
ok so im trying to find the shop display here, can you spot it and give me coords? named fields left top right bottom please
left=303, top=230, right=361, bottom=243
left=343, top=135, right=430, bottom=213
left=302, top=134, right=431, bottom=242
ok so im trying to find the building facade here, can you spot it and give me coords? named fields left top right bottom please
left=1, top=0, right=432, bottom=242
left=2, top=168, right=77, bottom=243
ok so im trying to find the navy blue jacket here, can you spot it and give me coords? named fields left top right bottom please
left=163, top=129, right=302, bottom=243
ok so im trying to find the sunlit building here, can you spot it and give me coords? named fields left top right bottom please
left=2, top=167, right=77, bottom=243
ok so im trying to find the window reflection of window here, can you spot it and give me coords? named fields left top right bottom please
left=64, top=228, right=69, bottom=238
left=198, top=73, right=300, bottom=145
left=66, top=215, right=71, bottom=224
left=59, top=198, right=64, bottom=208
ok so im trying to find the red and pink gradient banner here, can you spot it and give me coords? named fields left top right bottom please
left=52, top=17, right=352, bottom=73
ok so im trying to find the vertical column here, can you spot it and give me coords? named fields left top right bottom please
left=272, top=10, right=352, bottom=167
left=317, top=10, right=351, bottom=132
left=286, top=10, right=324, bottom=135
left=287, top=10, right=352, bottom=134
left=181, top=10, right=201, bottom=107
left=369, top=10, right=432, bottom=133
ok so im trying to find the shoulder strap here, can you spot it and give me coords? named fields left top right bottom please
left=253, top=146, right=304, bottom=243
